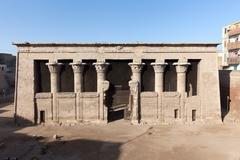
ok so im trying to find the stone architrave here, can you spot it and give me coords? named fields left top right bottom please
left=70, top=61, right=86, bottom=121
left=46, top=61, right=63, bottom=122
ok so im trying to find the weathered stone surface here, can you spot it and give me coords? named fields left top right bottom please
left=140, top=92, right=158, bottom=123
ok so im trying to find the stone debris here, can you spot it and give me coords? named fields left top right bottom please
left=53, top=134, right=63, bottom=140
left=53, top=134, right=58, bottom=140
left=32, top=135, right=44, bottom=141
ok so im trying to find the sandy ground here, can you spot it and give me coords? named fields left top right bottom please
left=1, top=103, right=240, bottom=160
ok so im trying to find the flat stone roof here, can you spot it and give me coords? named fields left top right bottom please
left=13, top=42, right=219, bottom=47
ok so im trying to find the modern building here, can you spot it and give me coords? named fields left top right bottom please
left=222, top=21, right=240, bottom=70
left=14, top=43, right=221, bottom=125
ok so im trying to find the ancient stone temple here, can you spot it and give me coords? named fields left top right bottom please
left=14, top=43, right=221, bottom=125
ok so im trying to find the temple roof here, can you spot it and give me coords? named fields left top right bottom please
left=13, top=42, right=219, bottom=47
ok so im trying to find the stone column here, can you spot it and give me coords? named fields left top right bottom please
left=94, top=62, right=109, bottom=122
left=129, top=63, right=144, bottom=83
left=70, top=61, right=86, bottom=121
left=70, top=61, right=86, bottom=92
left=151, top=62, right=167, bottom=122
left=173, top=59, right=190, bottom=120
left=151, top=62, right=167, bottom=93
left=173, top=61, right=190, bottom=98
left=94, top=62, right=109, bottom=92
left=128, top=62, right=144, bottom=124
left=46, top=62, right=62, bottom=123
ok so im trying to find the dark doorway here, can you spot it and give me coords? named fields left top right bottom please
left=174, top=109, right=179, bottom=119
left=106, top=60, right=132, bottom=122
left=40, top=110, right=45, bottom=123
left=192, top=109, right=196, bottom=121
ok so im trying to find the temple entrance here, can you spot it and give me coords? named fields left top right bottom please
left=106, top=60, right=132, bottom=122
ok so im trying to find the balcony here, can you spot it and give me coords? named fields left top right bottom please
left=227, top=57, right=240, bottom=65
left=227, top=41, right=240, bottom=50
left=228, top=28, right=240, bottom=36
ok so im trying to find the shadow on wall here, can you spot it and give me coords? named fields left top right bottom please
left=219, top=70, right=231, bottom=121
left=0, top=104, right=121, bottom=160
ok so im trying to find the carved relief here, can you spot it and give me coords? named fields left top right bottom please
left=129, top=80, right=140, bottom=123
left=103, top=46, right=132, bottom=53
left=101, top=80, right=110, bottom=92
left=99, top=80, right=109, bottom=121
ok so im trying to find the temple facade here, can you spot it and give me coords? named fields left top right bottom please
left=14, top=43, right=221, bottom=125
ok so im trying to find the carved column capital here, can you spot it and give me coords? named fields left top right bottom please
left=128, top=63, right=145, bottom=73
left=93, top=62, right=109, bottom=73
left=46, top=62, right=63, bottom=73
left=173, top=58, right=190, bottom=73
left=174, top=63, right=190, bottom=73
left=70, top=62, right=86, bottom=73
left=151, top=62, right=168, bottom=73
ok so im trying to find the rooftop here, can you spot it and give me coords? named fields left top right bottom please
left=13, top=42, right=219, bottom=47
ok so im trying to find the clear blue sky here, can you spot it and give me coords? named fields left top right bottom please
left=0, top=0, right=239, bottom=54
